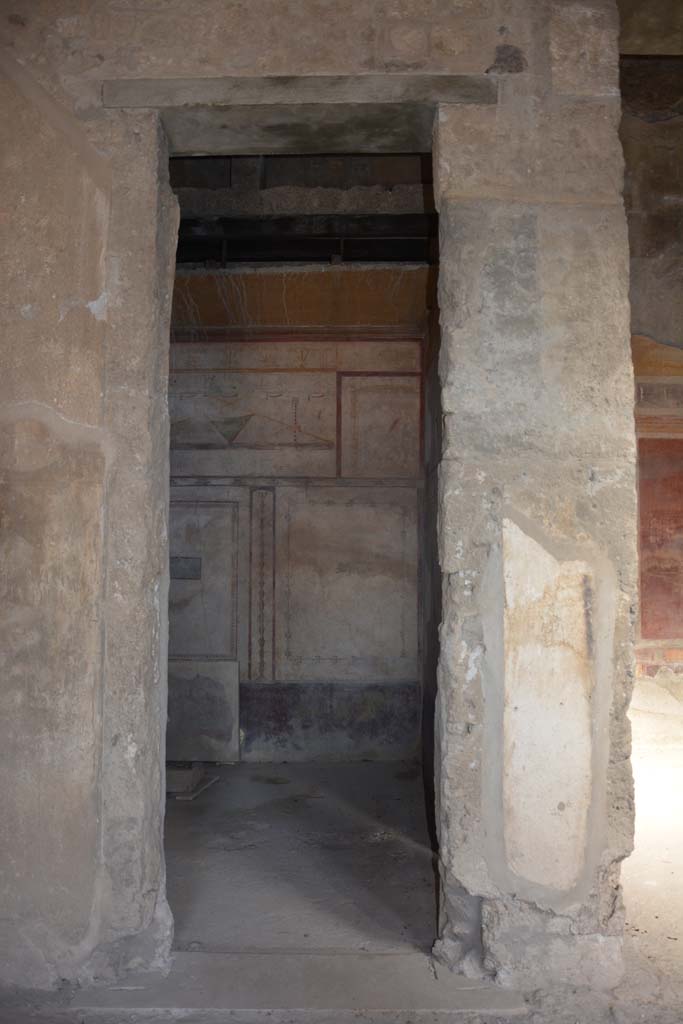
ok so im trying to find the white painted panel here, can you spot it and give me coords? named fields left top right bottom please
left=502, top=519, right=594, bottom=891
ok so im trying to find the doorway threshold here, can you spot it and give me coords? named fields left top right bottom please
left=70, top=950, right=528, bottom=1018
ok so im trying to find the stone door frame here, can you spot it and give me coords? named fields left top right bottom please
left=97, top=67, right=636, bottom=990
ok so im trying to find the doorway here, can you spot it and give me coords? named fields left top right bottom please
left=162, top=153, right=442, bottom=956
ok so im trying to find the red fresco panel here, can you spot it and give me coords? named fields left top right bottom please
left=639, top=438, right=683, bottom=640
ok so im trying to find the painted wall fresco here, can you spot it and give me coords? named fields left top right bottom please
left=638, top=438, right=683, bottom=641
left=633, top=336, right=683, bottom=664
left=168, top=331, right=423, bottom=759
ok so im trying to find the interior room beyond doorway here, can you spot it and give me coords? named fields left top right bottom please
left=164, top=153, right=442, bottom=960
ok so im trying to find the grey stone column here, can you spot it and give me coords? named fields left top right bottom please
left=0, top=53, right=111, bottom=988
left=432, top=3, right=637, bottom=989
left=0, top=61, right=178, bottom=982
left=95, top=112, right=179, bottom=975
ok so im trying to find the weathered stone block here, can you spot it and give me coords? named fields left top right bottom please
left=435, top=97, right=623, bottom=205
left=437, top=199, right=633, bottom=462
left=549, top=3, right=619, bottom=97
left=481, top=897, right=624, bottom=989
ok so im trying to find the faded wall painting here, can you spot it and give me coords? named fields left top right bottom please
left=339, top=374, right=421, bottom=478
left=638, top=438, right=683, bottom=641
left=633, top=336, right=683, bottom=665
left=274, top=485, right=418, bottom=682
left=168, top=331, right=423, bottom=760
left=170, top=370, right=337, bottom=478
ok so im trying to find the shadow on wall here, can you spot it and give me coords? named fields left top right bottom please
left=421, top=264, right=442, bottom=852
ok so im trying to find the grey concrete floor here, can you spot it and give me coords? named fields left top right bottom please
left=6, top=711, right=683, bottom=1022
left=164, top=761, right=438, bottom=955
left=59, top=761, right=526, bottom=1020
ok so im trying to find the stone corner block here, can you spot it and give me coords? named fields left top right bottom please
left=434, top=95, right=623, bottom=206
left=549, top=3, right=620, bottom=98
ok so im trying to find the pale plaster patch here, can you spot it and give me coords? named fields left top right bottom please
left=87, top=292, right=108, bottom=321
left=0, top=401, right=111, bottom=467
left=501, top=519, right=594, bottom=891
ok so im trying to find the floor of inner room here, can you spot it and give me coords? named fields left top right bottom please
left=165, top=760, right=437, bottom=955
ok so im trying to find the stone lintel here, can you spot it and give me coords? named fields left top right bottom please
left=102, top=74, right=496, bottom=110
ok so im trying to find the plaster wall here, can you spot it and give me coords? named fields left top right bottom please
left=167, top=271, right=426, bottom=759
left=1, top=0, right=636, bottom=993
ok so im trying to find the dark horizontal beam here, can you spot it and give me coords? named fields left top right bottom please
left=175, top=235, right=432, bottom=264
left=176, top=213, right=436, bottom=263
left=179, top=214, right=437, bottom=240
